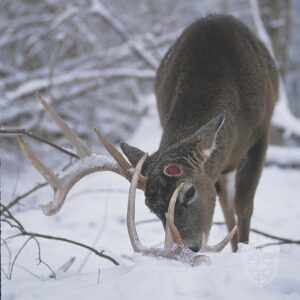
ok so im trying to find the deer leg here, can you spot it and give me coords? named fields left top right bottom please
left=218, top=174, right=238, bottom=252
left=234, top=138, right=267, bottom=245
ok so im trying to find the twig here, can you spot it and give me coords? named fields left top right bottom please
left=31, top=236, right=56, bottom=279
left=9, top=236, right=33, bottom=279
left=0, top=128, right=79, bottom=159
left=1, top=204, right=119, bottom=266
left=1, top=204, right=25, bottom=230
left=13, top=264, right=42, bottom=280
left=6, top=160, right=74, bottom=210
left=136, top=219, right=300, bottom=246
left=213, top=221, right=300, bottom=245
left=14, top=231, right=118, bottom=266
left=6, top=181, right=48, bottom=210
left=1, top=239, right=12, bottom=279
left=250, top=227, right=300, bottom=244
left=1, top=238, right=12, bottom=271
left=91, top=0, right=158, bottom=69
left=6, top=234, right=56, bottom=280
left=57, top=257, right=76, bottom=273
left=256, top=241, right=287, bottom=249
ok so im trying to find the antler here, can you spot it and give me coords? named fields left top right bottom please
left=127, top=154, right=211, bottom=266
left=18, top=94, right=147, bottom=216
left=127, top=155, right=237, bottom=265
left=200, top=226, right=237, bottom=253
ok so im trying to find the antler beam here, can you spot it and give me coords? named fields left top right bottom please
left=18, top=94, right=147, bottom=215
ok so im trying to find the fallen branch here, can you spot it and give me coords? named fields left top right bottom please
left=137, top=219, right=300, bottom=247
left=5, top=68, right=155, bottom=101
left=1, top=204, right=119, bottom=266
left=213, top=221, right=300, bottom=245
left=0, top=128, right=79, bottom=159
left=6, top=181, right=48, bottom=210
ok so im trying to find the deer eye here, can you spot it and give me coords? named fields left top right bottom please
left=163, top=164, right=183, bottom=177
left=181, top=185, right=196, bottom=208
left=185, top=186, right=195, bottom=200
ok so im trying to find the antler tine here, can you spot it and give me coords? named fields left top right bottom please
left=20, top=95, right=147, bottom=217
left=18, top=135, right=59, bottom=189
left=95, top=128, right=148, bottom=190
left=94, top=128, right=131, bottom=177
left=127, top=164, right=210, bottom=266
left=37, top=93, right=92, bottom=158
left=200, top=225, right=237, bottom=252
left=164, top=183, right=184, bottom=248
left=127, top=153, right=148, bottom=252
left=164, top=215, right=173, bottom=249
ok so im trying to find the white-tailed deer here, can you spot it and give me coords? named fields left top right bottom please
left=121, top=15, right=278, bottom=252
left=19, top=15, right=277, bottom=261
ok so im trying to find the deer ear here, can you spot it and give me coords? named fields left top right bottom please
left=194, top=112, right=226, bottom=158
left=120, top=142, right=146, bottom=167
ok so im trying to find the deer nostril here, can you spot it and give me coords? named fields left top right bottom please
left=189, top=245, right=200, bottom=252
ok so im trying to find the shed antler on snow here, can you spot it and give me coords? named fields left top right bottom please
left=18, top=94, right=147, bottom=216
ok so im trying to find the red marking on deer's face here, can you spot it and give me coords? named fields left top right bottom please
left=163, top=164, right=183, bottom=177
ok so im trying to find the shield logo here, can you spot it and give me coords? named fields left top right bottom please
left=242, top=240, right=279, bottom=287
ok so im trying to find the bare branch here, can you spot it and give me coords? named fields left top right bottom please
left=5, top=68, right=155, bottom=101
left=90, top=0, right=158, bottom=69
left=1, top=205, right=119, bottom=265
left=9, top=236, right=33, bottom=279
left=0, top=128, right=79, bottom=159
left=213, top=221, right=300, bottom=245
left=6, top=182, right=48, bottom=210
left=31, top=236, right=56, bottom=279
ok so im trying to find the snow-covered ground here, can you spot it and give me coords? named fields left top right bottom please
left=2, top=96, right=300, bottom=300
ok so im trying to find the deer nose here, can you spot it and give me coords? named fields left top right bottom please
left=189, top=245, right=200, bottom=252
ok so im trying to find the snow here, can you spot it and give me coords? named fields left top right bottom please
left=2, top=96, right=300, bottom=300
left=5, top=68, right=155, bottom=101
left=267, top=145, right=300, bottom=168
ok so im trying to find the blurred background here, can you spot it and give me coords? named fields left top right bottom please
left=1, top=2, right=300, bottom=294
left=1, top=0, right=300, bottom=173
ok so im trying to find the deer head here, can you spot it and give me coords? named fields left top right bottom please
left=121, top=113, right=228, bottom=252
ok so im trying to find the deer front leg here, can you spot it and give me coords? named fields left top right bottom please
left=218, top=174, right=238, bottom=252
left=234, top=138, right=268, bottom=245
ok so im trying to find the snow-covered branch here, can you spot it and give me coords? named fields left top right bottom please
left=250, top=0, right=300, bottom=141
left=90, top=0, right=159, bottom=69
left=5, top=68, right=155, bottom=101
